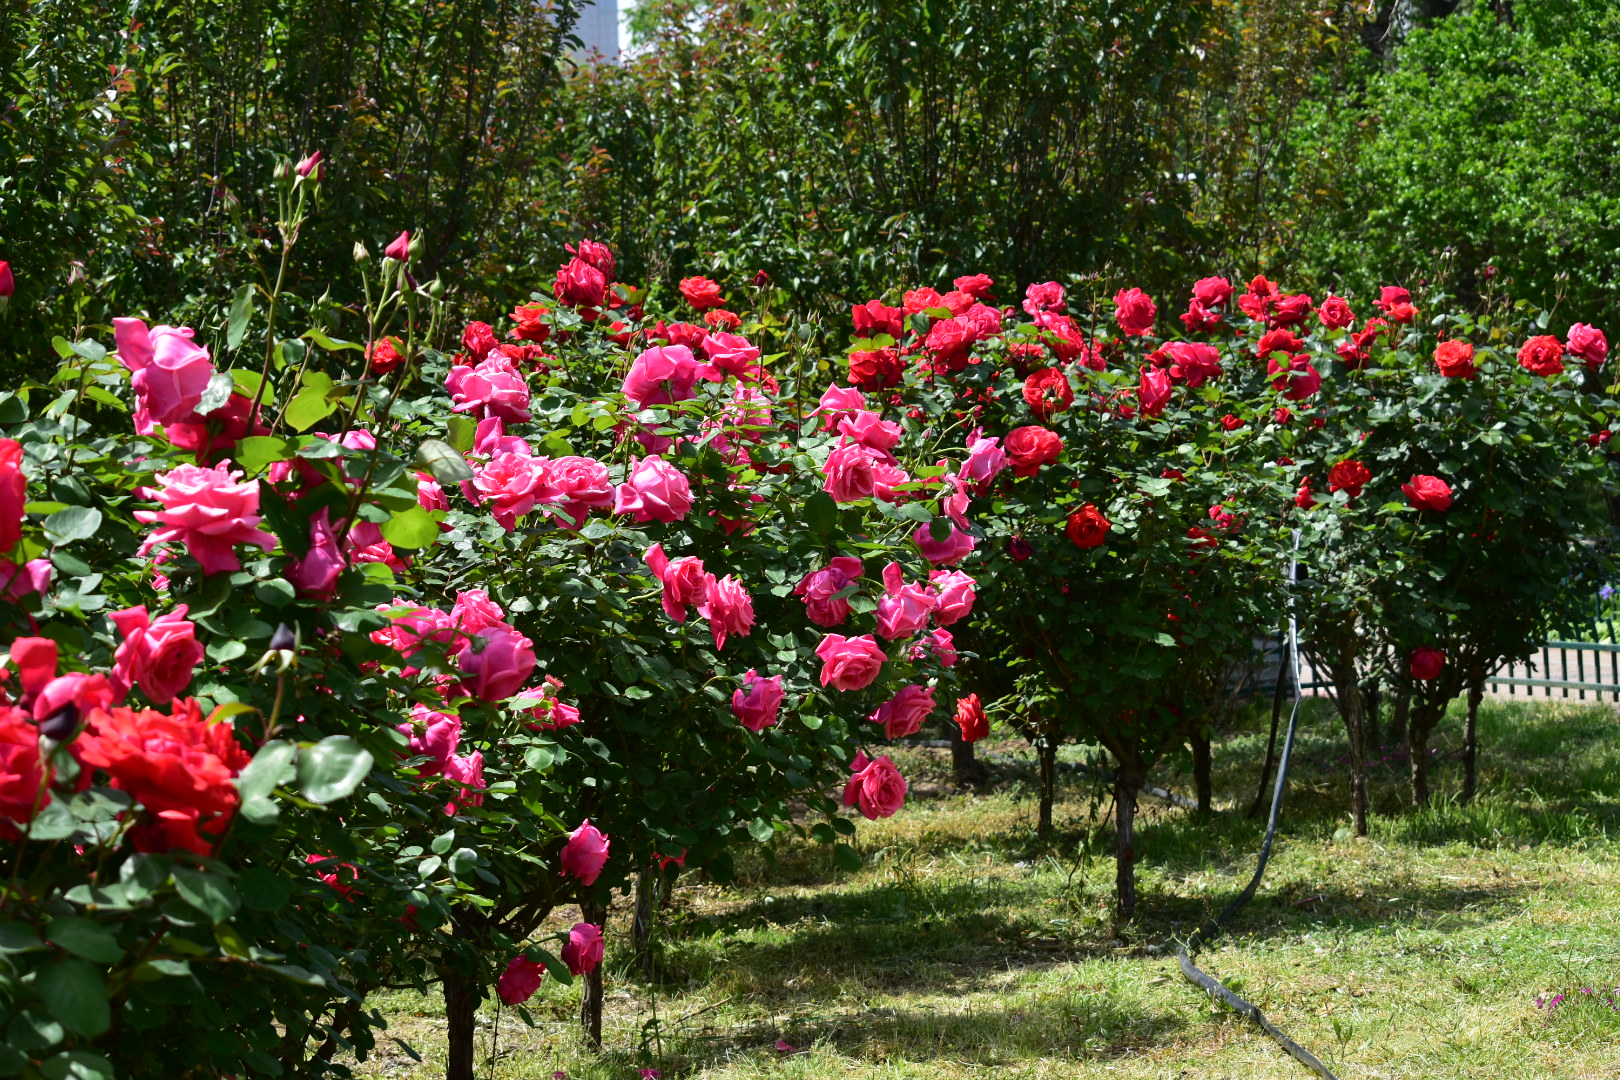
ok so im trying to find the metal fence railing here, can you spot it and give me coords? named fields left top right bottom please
left=1265, top=637, right=1620, bottom=704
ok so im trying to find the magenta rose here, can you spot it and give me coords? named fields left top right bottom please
left=1022, top=281, right=1065, bottom=317
left=701, top=332, right=760, bottom=376
left=1566, top=323, right=1608, bottom=368
left=560, top=819, right=610, bottom=884
left=876, top=562, right=936, bottom=641
left=1113, top=287, right=1157, bottom=337
left=396, top=704, right=462, bottom=777
left=960, top=436, right=1007, bottom=487
left=112, top=318, right=216, bottom=433
left=928, top=569, right=976, bottom=626
left=1191, top=276, right=1232, bottom=308
left=543, top=456, right=615, bottom=528
left=0, top=439, right=25, bottom=555
left=133, top=461, right=277, bottom=575
left=450, top=589, right=510, bottom=637
left=447, top=355, right=532, bottom=423
left=622, top=344, right=706, bottom=407
left=810, top=384, right=868, bottom=431
left=836, top=410, right=902, bottom=453
left=842, top=751, right=907, bottom=820
left=1139, top=367, right=1172, bottom=417
left=731, top=669, right=785, bottom=732
left=815, top=633, right=886, bottom=691
left=555, top=256, right=608, bottom=308
left=288, top=507, right=346, bottom=598
left=1165, top=342, right=1223, bottom=387
left=457, top=627, right=536, bottom=702
left=614, top=457, right=693, bottom=523
left=794, top=557, right=864, bottom=627
left=822, top=442, right=880, bottom=503
left=644, top=543, right=711, bottom=622
left=869, top=684, right=936, bottom=740
left=697, top=574, right=754, bottom=651
left=472, top=451, right=549, bottom=532
left=913, top=522, right=975, bottom=566
left=497, top=956, right=545, bottom=1005
left=561, top=922, right=605, bottom=975
left=443, top=751, right=485, bottom=814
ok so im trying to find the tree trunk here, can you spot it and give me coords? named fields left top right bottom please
left=1249, top=645, right=1288, bottom=819
left=1408, top=716, right=1431, bottom=806
left=632, top=869, right=655, bottom=979
left=1037, top=735, right=1056, bottom=836
left=1462, top=676, right=1483, bottom=803
left=1191, top=728, right=1212, bottom=816
left=1363, top=680, right=1381, bottom=753
left=949, top=722, right=988, bottom=786
left=443, top=968, right=477, bottom=1080
left=579, top=900, right=605, bottom=1048
left=1333, top=641, right=1369, bottom=837
left=1114, top=763, right=1143, bottom=920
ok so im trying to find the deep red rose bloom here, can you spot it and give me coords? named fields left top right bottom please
left=1409, top=647, right=1445, bottom=681
left=1327, top=460, right=1371, bottom=497
left=848, top=347, right=903, bottom=391
left=1255, top=328, right=1302, bottom=359
left=1113, top=287, right=1157, bottom=337
left=954, top=693, right=988, bottom=743
left=509, top=303, right=552, bottom=343
left=1220, top=414, right=1245, bottom=432
left=1268, top=293, right=1313, bottom=328
left=1402, top=474, right=1452, bottom=512
left=555, top=257, right=608, bottom=308
left=1166, top=341, right=1222, bottom=387
left=1519, top=335, right=1566, bottom=377
left=1238, top=275, right=1279, bottom=321
left=1317, top=295, right=1355, bottom=330
left=568, top=238, right=616, bottom=278
left=1022, top=367, right=1074, bottom=421
left=1191, top=276, right=1232, bottom=308
left=1004, top=425, right=1063, bottom=477
left=853, top=300, right=905, bottom=340
left=953, top=273, right=994, bottom=300
left=678, top=276, right=725, bottom=311
left=903, top=287, right=944, bottom=316
left=1434, top=340, right=1476, bottom=379
left=1065, top=504, right=1110, bottom=548
left=1268, top=355, right=1321, bottom=401
left=1294, top=478, right=1316, bottom=509
left=367, top=337, right=405, bottom=374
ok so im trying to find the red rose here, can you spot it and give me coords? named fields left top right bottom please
left=367, top=337, right=405, bottom=374
left=925, top=317, right=975, bottom=374
left=1238, top=275, right=1278, bottom=321
left=1409, top=647, right=1445, bottom=681
left=1192, top=276, right=1232, bottom=308
left=1022, top=367, right=1073, bottom=421
left=509, top=303, right=552, bottom=344
left=1066, top=504, right=1110, bottom=548
left=1434, top=340, right=1475, bottom=379
left=1139, top=367, right=1172, bottom=417
left=1113, top=287, right=1157, bottom=337
left=1402, top=474, right=1452, bottom=512
left=1317, top=295, right=1355, bottom=330
left=903, top=287, right=944, bottom=316
left=848, top=347, right=903, bottom=391
left=1180, top=299, right=1222, bottom=333
left=1167, top=341, right=1222, bottom=387
left=1327, top=460, right=1371, bottom=498
left=953, top=273, right=994, bottom=299
left=1518, top=335, right=1565, bottom=377
left=1566, top=323, right=1608, bottom=368
left=1004, top=425, right=1063, bottom=477
left=1294, top=478, right=1316, bottom=509
left=678, top=276, right=725, bottom=310
left=568, top=238, right=615, bottom=278
left=0, top=705, right=48, bottom=833
left=1268, top=355, right=1321, bottom=400
left=853, top=300, right=904, bottom=340
left=555, top=257, right=608, bottom=308
left=703, top=308, right=741, bottom=331
left=1022, top=281, right=1065, bottom=317
left=1273, top=407, right=1293, bottom=424
left=1268, top=293, right=1313, bottom=327
left=0, top=439, right=24, bottom=555
left=1255, top=328, right=1302, bottom=359
left=1373, top=285, right=1416, bottom=323
left=954, top=694, right=988, bottom=743
left=461, top=321, right=498, bottom=361
left=1220, top=414, right=1245, bottom=432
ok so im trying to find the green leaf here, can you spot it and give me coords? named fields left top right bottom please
left=804, top=491, right=837, bottom=535
left=928, top=516, right=953, bottom=542
left=40, top=1050, right=114, bottom=1080
left=302, top=328, right=363, bottom=352
left=241, top=1050, right=284, bottom=1076
left=0, top=924, right=45, bottom=952
left=414, top=439, right=474, bottom=484
left=747, top=818, right=775, bottom=843
left=195, top=371, right=236, bottom=416
left=171, top=867, right=239, bottom=925
left=45, top=917, right=123, bottom=964
left=37, top=960, right=110, bottom=1036
left=237, top=739, right=295, bottom=824
left=43, top=506, right=101, bottom=545
left=379, top=506, right=439, bottom=549
left=226, top=283, right=255, bottom=350
left=445, top=415, right=477, bottom=453
left=832, top=843, right=862, bottom=872
left=283, top=371, right=339, bottom=432
left=237, top=867, right=292, bottom=912
left=236, top=436, right=293, bottom=475
left=254, top=578, right=296, bottom=608
left=523, top=745, right=555, bottom=772
left=296, top=736, right=373, bottom=804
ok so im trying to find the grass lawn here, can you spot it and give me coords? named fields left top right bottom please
left=356, top=697, right=1620, bottom=1078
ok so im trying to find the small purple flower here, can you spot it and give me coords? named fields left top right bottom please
left=1601, top=585, right=1614, bottom=601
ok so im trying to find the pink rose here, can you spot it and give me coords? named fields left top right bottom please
left=614, top=457, right=693, bottom=523
left=1113, top=288, right=1157, bottom=337
left=960, top=436, right=1006, bottom=487
left=0, top=559, right=51, bottom=600
left=472, top=416, right=530, bottom=458
left=622, top=345, right=708, bottom=407
left=560, top=819, right=610, bottom=885
left=1022, top=281, right=1065, bottom=317
left=562, top=922, right=606, bottom=975
left=815, top=633, right=886, bottom=691
left=417, top=472, right=449, bottom=514
left=345, top=520, right=403, bottom=570
left=497, top=956, right=545, bottom=1005
left=810, top=385, right=867, bottom=432
left=731, top=669, right=784, bottom=732
left=644, top=543, right=711, bottom=622
left=701, top=332, right=760, bottom=376
left=473, top=452, right=549, bottom=532
left=384, top=231, right=411, bottom=261
left=397, top=704, right=462, bottom=777
left=456, top=627, right=536, bottom=702
left=31, top=673, right=116, bottom=725
left=133, top=461, right=277, bottom=575
left=869, top=684, right=935, bottom=740
left=836, top=410, right=901, bottom=452
left=698, top=574, right=754, bottom=650
left=913, top=522, right=975, bottom=566
left=794, top=557, right=863, bottom=627
left=910, top=627, right=957, bottom=668
left=876, top=562, right=936, bottom=641
left=569, top=238, right=616, bottom=278
left=370, top=603, right=458, bottom=664
left=1567, top=323, right=1609, bottom=368
left=0, top=439, right=23, bottom=555
left=927, top=569, right=975, bottom=626
left=871, top=460, right=912, bottom=503
left=446, top=355, right=532, bottom=423
left=443, top=751, right=485, bottom=814
left=112, top=318, right=215, bottom=432
left=1166, top=342, right=1223, bottom=387
left=823, top=442, right=880, bottom=503
left=520, top=677, right=582, bottom=732
left=288, top=507, right=346, bottom=598
left=841, top=751, right=907, bottom=820
left=543, top=456, right=615, bottom=528
left=451, top=589, right=510, bottom=637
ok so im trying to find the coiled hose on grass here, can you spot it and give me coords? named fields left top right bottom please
left=1171, top=545, right=1342, bottom=1080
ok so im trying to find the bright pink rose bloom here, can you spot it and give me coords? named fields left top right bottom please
left=910, top=626, right=958, bottom=667
left=471, top=452, right=548, bottom=532
left=447, top=355, right=532, bottom=423
left=961, top=436, right=1006, bottom=487
left=871, top=459, right=912, bottom=503
left=451, top=589, right=510, bottom=638
left=109, top=604, right=203, bottom=704
left=520, top=677, right=582, bottom=732
left=134, top=461, right=277, bottom=574
left=794, top=557, right=863, bottom=627
left=1402, top=474, right=1453, bottom=512
left=869, top=684, right=935, bottom=740
left=556, top=256, right=608, bottom=309
left=112, top=318, right=216, bottom=433
left=0, top=262, right=12, bottom=299
left=623, top=345, right=708, bottom=407
left=823, top=442, right=880, bottom=503
left=731, top=669, right=784, bottom=732
left=456, top=627, right=536, bottom=702
left=417, top=473, right=448, bottom=515
left=1139, top=367, right=1172, bottom=418
left=953, top=273, right=994, bottom=299
left=698, top=574, right=754, bottom=650
left=1113, top=288, right=1156, bottom=337
left=1567, top=323, right=1609, bottom=368
left=397, top=704, right=462, bottom=777
left=30, top=673, right=115, bottom=726
left=0, top=559, right=51, bottom=600
left=815, top=633, right=886, bottom=691
left=497, top=956, right=545, bottom=1005
left=288, top=507, right=346, bottom=598
left=1022, top=281, right=1065, bottom=317
left=614, top=457, right=693, bottom=523
left=370, top=603, right=458, bottom=664
left=836, top=410, right=901, bottom=452
left=345, top=521, right=402, bottom=572
left=810, top=384, right=867, bottom=431
left=472, top=416, right=530, bottom=459
left=842, top=751, right=907, bottom=820
left=443, top=751, right=485, bottom=814
left=560, top=819, right=610, bottom=885
left=643, top=543, right=710, bottom=622
left=544, top=456, right=615, bottom=528
left=928, top=569, right=976, bottom=626
left=1166, top=342, right=1223, bottom=387
left=8, top=637, right=58, bottom=703
left=569, top=238, right=616, bottom=278
left=876, top=562, right=936, bottom=641
left=562, top=922, right=605, bottom=975
left=1409, top=647, right=1445, bottom=681
left=1192, top=276, right=1232, bottom=308
left=913, top=522, right=975, bottom=565
left=0, top=438, right=23, bottom=555
left=960, top=302, right=1003, bottom=341
left=701, top=332, right=760, bottom=376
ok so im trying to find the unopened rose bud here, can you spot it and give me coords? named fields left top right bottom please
left=753, top=269, right=771, bottom=287
left=40, top=702, right=79, bottom=742
left=428, top=277, right=445, bottom=299
left=353, top=241, right=371, bottom=264
left=274, top=160, right=292, bottom=182
left=384, top=230, right=411, bottom=262
left=269, top=622, right=296, bottom=652
left=407, top=232, right=425, bottom=261
left=295, top=150, right=324, bottom=181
